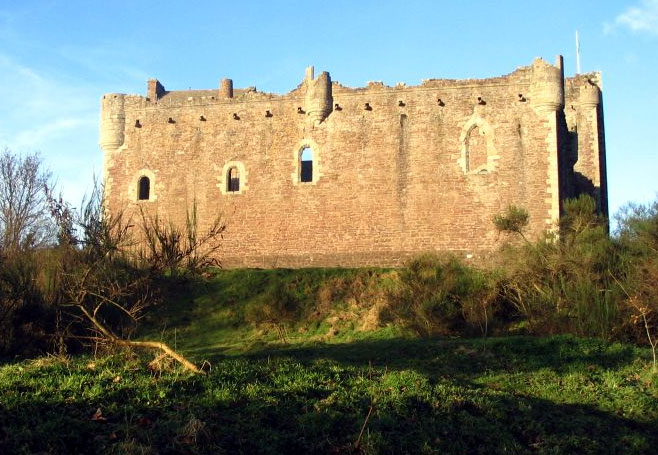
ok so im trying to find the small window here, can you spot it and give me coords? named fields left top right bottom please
left=138, top=176, right=150, bottom=200
left=227, top=167, right=240, bottom=192
left=300, top=147, right=313, bottom=183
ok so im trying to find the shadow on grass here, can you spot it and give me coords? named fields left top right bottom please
left=2, top=359, right=656, bottom=455
left=192, top=334, right=642, bottom=380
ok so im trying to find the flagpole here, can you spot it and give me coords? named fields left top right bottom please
left=576, top=30, right=581, bottom=74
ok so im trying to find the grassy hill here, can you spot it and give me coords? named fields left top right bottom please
left=139, top=267, right=400, bottom=357
left=1, top=268, right=657, bottom=454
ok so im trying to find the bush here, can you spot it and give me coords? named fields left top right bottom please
left=386, top=254, right=499, bottom=338
left=497, top=195, right=626, bottom=340
left=492, top=205, right=529, bottom=240
left=0, top=250, right=55, bottom=356
left=614, top=199, right=658, bottom=361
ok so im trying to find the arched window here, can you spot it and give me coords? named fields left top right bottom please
left=227, top=166, right=240, bottom=192
left=300, top=146, right=313, bottom=183
left=138, top=176, right=150, bottom=200
left=466, top=126, right=488, bottom=173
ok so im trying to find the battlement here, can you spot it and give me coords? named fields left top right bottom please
left=111, top=57, right=566, bottom=107
left=101, top=55, right=607, bottom=268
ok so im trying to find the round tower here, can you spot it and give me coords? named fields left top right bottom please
left=305, top=70, right=333, bottom=125
left=99, top=93, right=126, bottom=151
left=530, top=58, right=564, bottom=112
left=579, top=82, right=601, bottom=108
left=220, top=78, right=233, bottom=98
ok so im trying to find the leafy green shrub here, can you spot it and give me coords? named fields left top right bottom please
left=492, top=205, right=530, bottom=240
left=385, top=254, right=498, bottom=337
left=496, top=195, right=626, bottom=340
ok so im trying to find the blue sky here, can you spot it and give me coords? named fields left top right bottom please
left=0, top=1, right=657, bottom=220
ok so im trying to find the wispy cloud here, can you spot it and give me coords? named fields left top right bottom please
left=606, top=0, right=658, bottom=35
left=0, top=53, right=98, bottom=148
left=12, top=118, right=96, bottom=150
left=0, top=3, right=150, bottom=202
left=0, top=52, right=102, bottom=203
left=55, top=42, right=150, bottom=89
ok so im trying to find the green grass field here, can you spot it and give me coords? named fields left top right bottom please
left=1, top=269, right=657, bottom=454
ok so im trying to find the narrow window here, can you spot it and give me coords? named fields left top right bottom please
left=300, top=146, right=313, bottom=183
left=466, top=126, right=488, bottom=172
left=138, top=176, right=150, bottom=200
left=227, top=167, right=240, bottom=192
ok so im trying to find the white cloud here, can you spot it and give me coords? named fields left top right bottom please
left=12, top=117, right=96, bottom=150
left=610, top=0, right=658, bottom=35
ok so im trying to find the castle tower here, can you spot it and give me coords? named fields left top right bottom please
left=304, top=66, right=333, bottom=126
left=530, top=56, right=565, bottom=228
left=99, top=93, right=126, bottom=208
left=220, top=78, right=234, bottom=98
left=99, top=93, right=126, bottom=152
left=573, top=78, right=607, bottom=216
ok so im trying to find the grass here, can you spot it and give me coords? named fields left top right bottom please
left=140, top=268, right=398, bottom=355
left=1, top=336, right=656, bottom=454
left=1, top=269, right=657, bottom=454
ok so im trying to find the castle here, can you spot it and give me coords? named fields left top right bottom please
left=100, top=55, right=607, bottom=268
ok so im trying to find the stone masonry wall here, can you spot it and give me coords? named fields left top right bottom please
left=101, top=57, right=606, bottom=268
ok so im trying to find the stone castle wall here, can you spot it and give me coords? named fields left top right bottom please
left=101, top=56, right=607, bottom=268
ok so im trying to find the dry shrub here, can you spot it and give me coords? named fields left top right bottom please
left=360, top=297, right=389, bottom=331
left=244, top=282, right=300, bottom=343
left=179, top=415, right=209, bottom=445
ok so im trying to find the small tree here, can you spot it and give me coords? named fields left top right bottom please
left=49, top=184, right=225, bottom=373
left=627, top=295, right=657, bottom=373
left=0, top=148, right=56, bottom=354
left=0, top=148, right=54, bottom=252
left=615, top=199, right=658, bottom=372
left=138, top=203, right=225, bottom=278
left=495, top=197, right=624, bottom=339
left=493, top=205, right=529, bottom=242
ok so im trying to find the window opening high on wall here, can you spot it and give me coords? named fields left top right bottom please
left=228, top=167, right=240, bottom=192
left=300, top=147, right=313, bottom=183
left=138, top=176, right=150, bottom=200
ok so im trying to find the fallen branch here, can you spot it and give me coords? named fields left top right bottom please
left=126, top=339, right=204, bottom=374
left=77, top=297, right=205, bottom=375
